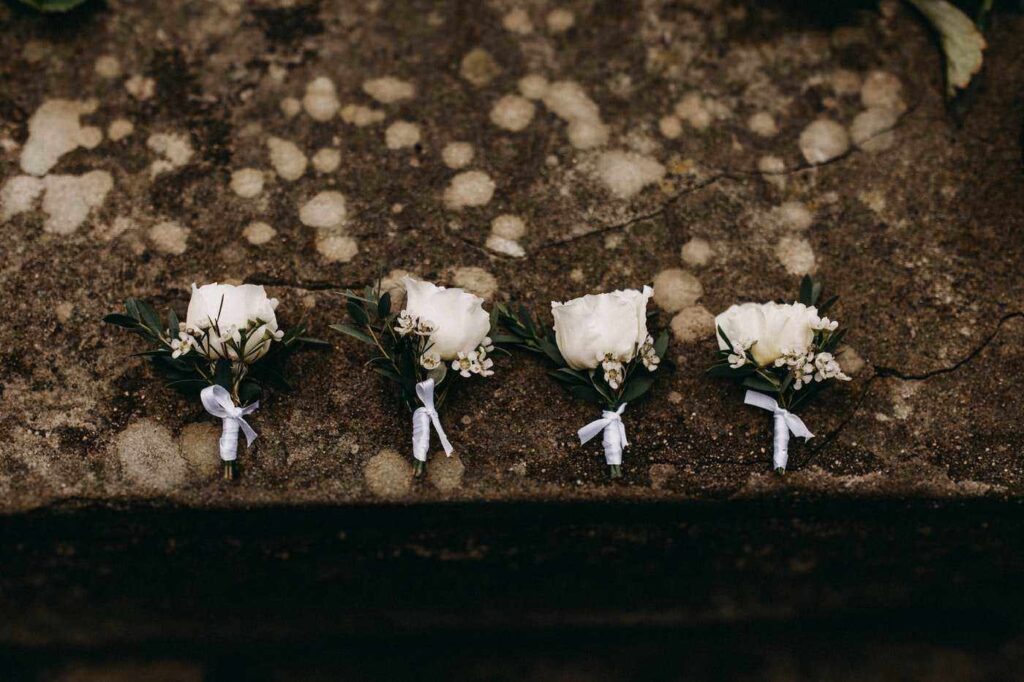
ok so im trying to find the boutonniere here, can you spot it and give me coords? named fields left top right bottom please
left=709, top=276, right=851, bottom=473
left=333, top=276, right=501, bottom=476
left=104, top=283, right=324, bottom=480
left=499, top=286, right=668, bottom=478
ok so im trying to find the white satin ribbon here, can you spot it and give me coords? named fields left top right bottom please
left=578, top=403, right=628, bottom=466
left=412, top=379, right=453, bottom=463
left=200, top=385, right=259, bottom=462
left=744, top=390, right=813, bottom=471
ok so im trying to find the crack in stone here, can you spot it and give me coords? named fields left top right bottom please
left=243, top=274, right=363, bottom=291
left=532, top=174, right=727, bottom=252
left=791, top=310, right=1024, bottom=470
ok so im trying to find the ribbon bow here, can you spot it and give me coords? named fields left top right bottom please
left=412, top=379, right=454, bottom=463
left=200, top=384, right=259, bottom=462
left=578, top=403, right=628, bottom=465
left=743, top=390, right=813, bottom=471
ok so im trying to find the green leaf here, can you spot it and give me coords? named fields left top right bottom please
left=716, top=325, right=735, bottom=353
left=346, top=299, right=369, bottom=326
left=167, top=308, right=179, bottom=335
left=569, top=384, right=604, bottom=405
left=907, top=0, right=986, bottom=99
left=816, top=295, right=839, bottom=316
left=653, top=330, right=669, bottom=359
left=238, top=380, right=262, bottom=406
left=15, top=0, right=91, bottom=11
left=214, top=359, right=233, bottom=391
left=377, top=291, right=391, bottom=318
left=743, top=376, right=778, bottom=393
left=620, top=374, right=656, bottom=404
left=102, top=313, right=139, bottom=329
left=372, top=365, right=402, bottom=382
left=136, top=301, right=165, bottom=337
left=799, top=276, right=815, bottom=306
left=706, top=363, right=752, bottom=378
left=491, top=334, right=523, bottom=345
left=330, top=323, right=374, bottom=345
left=548, top=368, right=588, bottom=386
left=125, top=298, right=141, bottom=321
left=538, top=336, right=565, bottom=366
left=297, top=336, right=332, bottom=348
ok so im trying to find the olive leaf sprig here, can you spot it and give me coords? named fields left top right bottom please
left=103, top=297, right=323, bottom=407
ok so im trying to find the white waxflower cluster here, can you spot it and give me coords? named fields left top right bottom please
left=169, top=329, right=196, bottom=359
left=638, top=335, right=661, bottom=372
left=394, top=310, right=436, bottom=338
left=170, top=320, right=284, bottom=363
left=451, top=337, right=496, bottom=377
left=811, top=316, right=839, bottom=332
left=602, top=356, right=625, bottom=389
left=775, top=349, right=851, bottom=390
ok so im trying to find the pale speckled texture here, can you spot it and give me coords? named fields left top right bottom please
left=0, top=0, right=1022, bottom=512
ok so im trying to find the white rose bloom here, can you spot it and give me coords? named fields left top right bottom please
left=186, top=283, right=281, bottom=363
left=715, top=301, right=819, bottom=367
left=551, top=286, right=653, bottom=370
left=402, top=276, right=490, bottom=361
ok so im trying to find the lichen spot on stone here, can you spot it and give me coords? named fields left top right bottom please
left=147, top=133, right=194, bottom=178
left=485, top=235, right=525, bottom=258
left=491, top=214, right=526, bottom=240
left=108, top=119, right=134, bottom=142
left=452, top=266, right=498, bottom=300
left=460, top=48, right=502, bottom=88
left=798, top=119, right=849, bottom=165
left=502, top=8, right=533, bottom=34
left=115, top=420, right=188, bottom=492
left=299, top=191, right=347, bottom=230
left=267, top=136, right=307, bottom=181
left=547, top=8, right=575, bottom=33
left=312, top=147, right=341, bottom=173
left=490, top=95, right=535, bottom=132
left=302, top=76, right=340, bottom=121
left=775, top=236, right=817, bottom=275
left=593, top=150, right=665, bottom=199
left=680, top=237, right=713, bottom=267
left=443, top=170, right=495, bottom=209
left=652, top=268, right=703, bottom=313
left=774, top=201, right=814, bottom=232
left=385, top=121, right=421, bottom=150
left=364, top=449, right=412, bottom=498
left=363, top=76, right=416, bottom=104
left=94, top=55, right=121, bottom=79
left=40, top=171, right=114, bottom=235
left=670, top=305, right=715, bottom=344
left=316, top=234, right=359, bottom=263
left=20, top=99, right=102, bottom=176
left=860, top=71, right=906, bottom=114
left=442, top=142, right=474, bottom=169
left=148, top=220, right=189, bottom=255
left=747, top=111, right=778, bottom=137
left=243, top=221, right=276, bottom=245
left=518, top=74, right=549, bottom=100
left=125, top=75, right=156, bottom=101
left=279, top=97, right=302, bottom=119
left=230, top=168, right=264, bottom=198
left=340, top=104, right=386, bottom=127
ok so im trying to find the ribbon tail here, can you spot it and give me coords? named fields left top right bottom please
left=578, top=419, right=608, bottom=446
left=237, top=418, right=258, bottom=447
left=431, top=414, right=454, bottom=456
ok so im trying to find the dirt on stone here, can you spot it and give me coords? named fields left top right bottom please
left=0, top=0, right=1022, bottom=512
